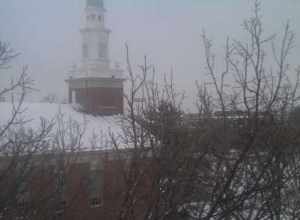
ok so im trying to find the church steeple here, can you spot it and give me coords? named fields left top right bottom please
left=66, top=0, right=124, bottom=116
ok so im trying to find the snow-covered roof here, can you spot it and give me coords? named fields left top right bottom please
left=0, top=102, right=125, bottom=151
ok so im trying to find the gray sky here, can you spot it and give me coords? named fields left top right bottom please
left=0, top=0, right=299, bottom=110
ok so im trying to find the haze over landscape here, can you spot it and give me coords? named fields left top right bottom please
left=0, top=0, right=299, bottom=110
left=1, top=1, right=300, bottom=219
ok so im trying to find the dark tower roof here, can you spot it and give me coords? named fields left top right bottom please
left=86, top=0, right=104, bottom=8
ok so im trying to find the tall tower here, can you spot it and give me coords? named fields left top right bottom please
left=66, top=0, right=124, bottom=115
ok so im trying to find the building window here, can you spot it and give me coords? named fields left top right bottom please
left=90, top=197, right=101, bottom=208
left=88, top=168, right=103, bottom=208
left=55, top=200, right=66, bottom=215
left=54, top=169, right=66, bottom=215
left=83, top=44, right=89, bottom=59
left=16, top=182, right=30, bottom=220
left=98, top=16, right=102, bottom=22
left=17, top=182, right=30, bottom=209
left=98, top=43, right=106, bottom=58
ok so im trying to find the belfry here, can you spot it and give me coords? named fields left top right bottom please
left=66, top=0, right=124, bottom=115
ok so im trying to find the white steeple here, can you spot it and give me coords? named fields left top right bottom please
left=66, top=0, right=124, bottom=115
left=79, top=0, right=119, bottom=78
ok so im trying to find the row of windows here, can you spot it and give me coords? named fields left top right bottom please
left=54, top=196, right=102, bottom=215
left=83, top=43, right=107, bottom=59
left=87, top=14, right=102, bottom=22
left=15, top=165, right=103, bottom=210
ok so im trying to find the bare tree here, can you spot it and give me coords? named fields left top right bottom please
left=0, top=42, right=86, bottom=220
left=193, top=1, right=300, bottom=219
left=110, top=1, right=300, bottom=220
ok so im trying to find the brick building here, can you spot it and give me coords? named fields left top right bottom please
left=0, top=1, right=155, bottom=219
left=0, top=147, right=152, bottom=220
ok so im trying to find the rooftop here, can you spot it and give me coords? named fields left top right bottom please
left=0, top=102, right=125, bottom=151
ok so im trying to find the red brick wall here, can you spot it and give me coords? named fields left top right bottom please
left=72, top=87, right=124, bottom=115
left=23, top=154, right=154, bottom=220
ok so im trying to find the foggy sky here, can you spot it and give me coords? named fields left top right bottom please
left=0, top=0, right=299, bottom=111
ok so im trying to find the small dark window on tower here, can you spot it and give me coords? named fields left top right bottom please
left=98, top=43, right=106, bottom=58
left=98, top=16, right=102, bottom=22
left=91, top=14, right=96, bottom=20
left=83, top=44, right=89, bottom=58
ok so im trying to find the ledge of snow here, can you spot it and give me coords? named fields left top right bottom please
left=0, top=102, right=124, bottom=151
